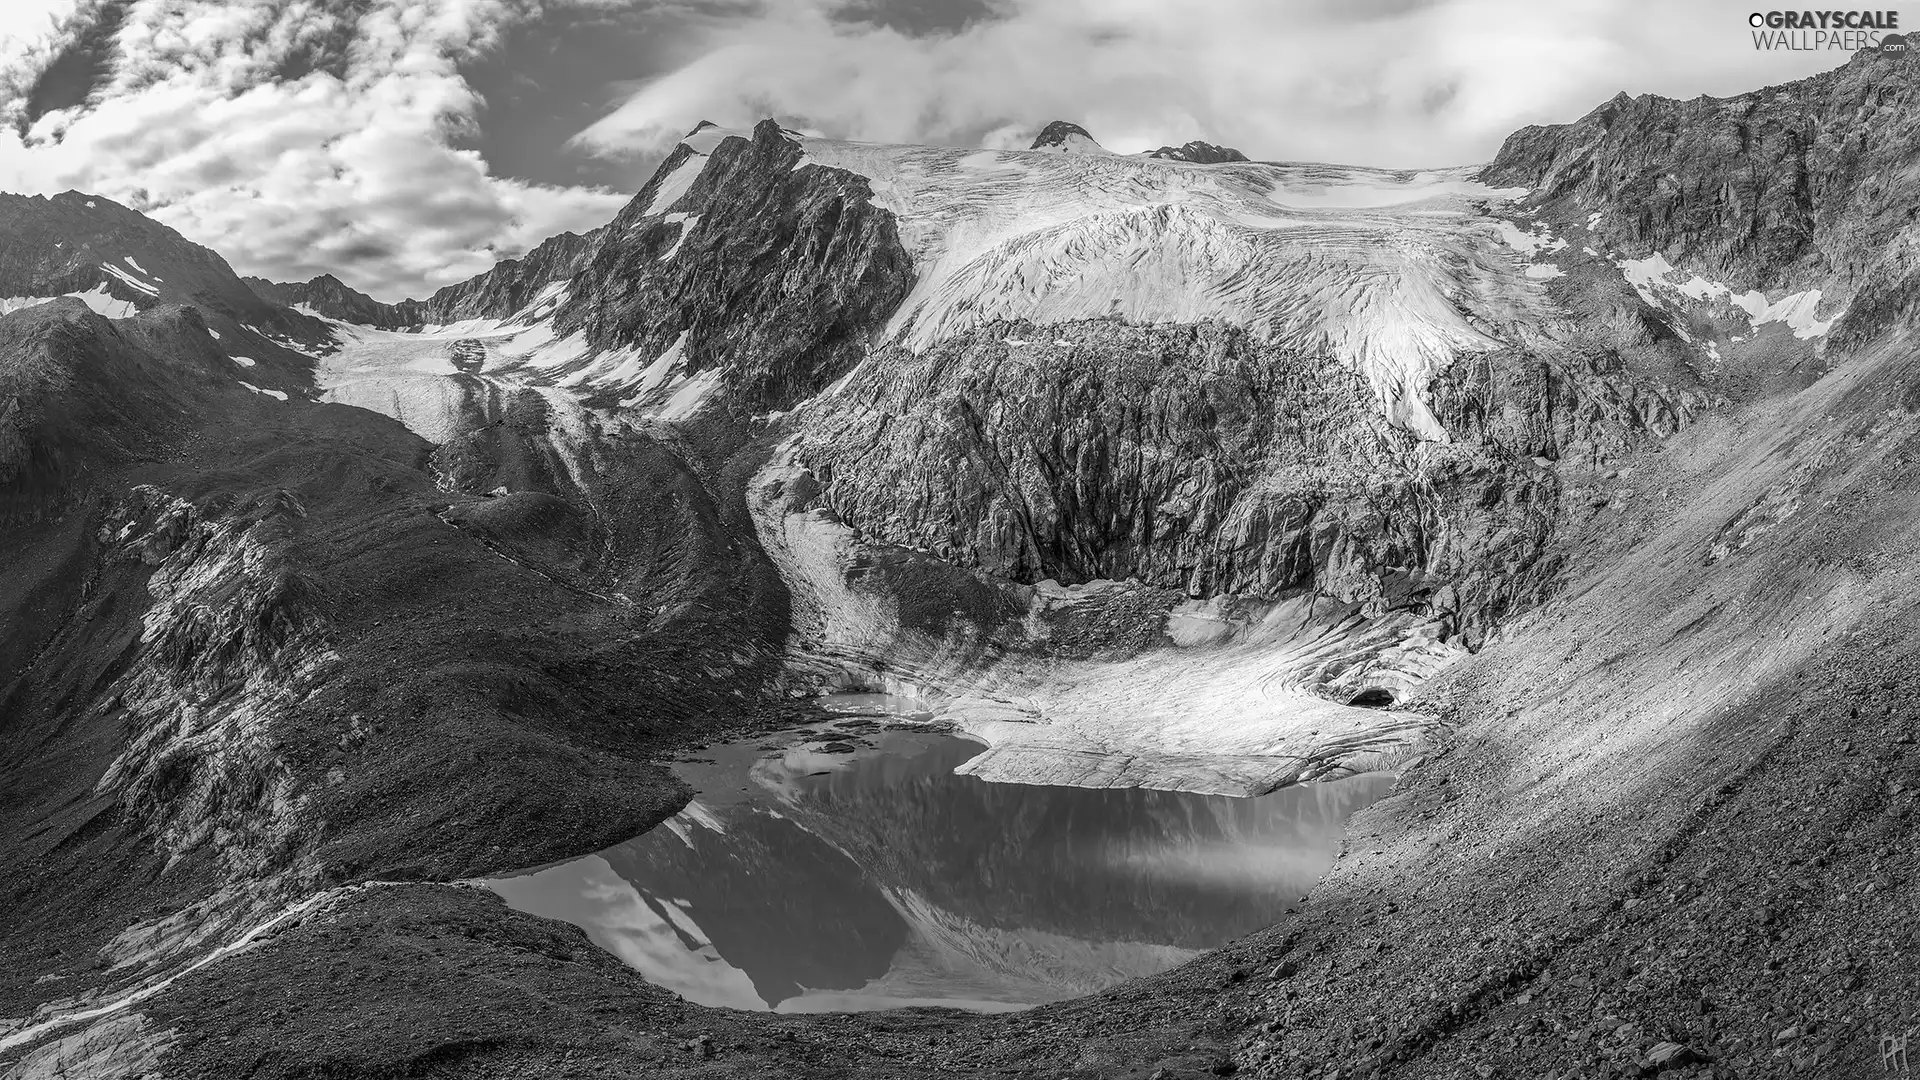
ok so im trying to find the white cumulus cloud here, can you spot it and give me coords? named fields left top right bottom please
left=0, top=0, right=628, bottom=301
left=571, top=0, right=1859, bottom=167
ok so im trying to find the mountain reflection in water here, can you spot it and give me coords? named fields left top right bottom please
left=487, top=719, right=1391, bottom=1012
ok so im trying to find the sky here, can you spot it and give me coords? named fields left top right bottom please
left=0, top=0, right=1868, bottom=301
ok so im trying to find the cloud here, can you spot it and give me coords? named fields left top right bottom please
left=0, top=0, right=101, bottom=123
left=0, top=0, right=629, bottom=301
left=571, top=0, right=1858, bottom=167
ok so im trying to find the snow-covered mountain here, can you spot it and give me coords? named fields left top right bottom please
left=272, top=102, right=1868, bottom=791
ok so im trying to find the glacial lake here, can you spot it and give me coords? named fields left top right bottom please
left=486, top=696, right=1392, bottom=1013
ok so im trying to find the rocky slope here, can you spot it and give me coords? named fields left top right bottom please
left=0, top=291, right=804, bottom=1066
left=2, top=44, right=1917, bottom=1080
left=0, top=193, right=325, bottom=395
left=1484, top=67, right=1918, bottom=323
left=1, top=193, right=289, bottom=330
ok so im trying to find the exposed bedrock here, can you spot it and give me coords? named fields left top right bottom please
left=787, top=316, right=1710, bottom=650
left=552, top=120, right=916, bottom=412
left=0, top=299, right=802, bottom=1045
left=1486, top=53, right=1919, bottom=301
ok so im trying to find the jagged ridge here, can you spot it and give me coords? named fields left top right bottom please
left=244, top=229, right=599, bottom=330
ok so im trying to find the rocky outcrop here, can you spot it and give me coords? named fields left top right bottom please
left=94, top=485, right=334, bottom=879
left=548, top=120, right=915, bottom=411
left=1028, top=121, right=1111, bottom=154
left=405, top=229, right=597, bottom=326
left=1484, top=49, right=1920, bottom=344
left=794, top=320, right=1558, bottom=635
left=1, top=1012, right=175, bottom=1080
left=1146, top=140, right=1248, bottom=164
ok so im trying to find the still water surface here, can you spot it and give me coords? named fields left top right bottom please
left=487, top=699, right=1391, bottom=1013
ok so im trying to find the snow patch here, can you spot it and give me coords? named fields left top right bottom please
left=1740, top=288, right=1839, bottom=338
left=1497, top=220, right=1566, bottom=256
left=100, top=262, right=159, bottom=296
left=0, top=294, right=58, bottom=315
left=1, top=285, right=140, bottom=319
left=1618, top=253, right=1840, bottom=339
left=239, top=382, right=288, bottom=401
left=229, top=354, right=257, bottom=368
left=643, top=143, right=721, bottom=217
left=1525, top=263, right=1565, bottom=280
left=661, top=212, right=700, bottom=261
left=614, top=330, right=690, bottom=406
left=515, top=325, right=589, bottom=369
left=511, top=280, right=570, bottom=324
left=657, top=367, right=722, bottom=422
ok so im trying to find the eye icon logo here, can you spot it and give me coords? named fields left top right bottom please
left=1749, top=12, right=1767, bottom=25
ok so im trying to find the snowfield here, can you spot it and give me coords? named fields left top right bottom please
left=779, top=134, right=1541, bottom=442
left=1, top=285, right=140, bottom=319
left=1616, top=252, right=1841, bottom=338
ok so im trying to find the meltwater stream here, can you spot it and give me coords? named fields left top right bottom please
left=486, top=696, right=1392, bottom=1013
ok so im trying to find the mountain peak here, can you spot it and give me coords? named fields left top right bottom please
left=1145, top=140, right=1249, bottom=164
left=1028, top=121, right=1112, bottom=155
